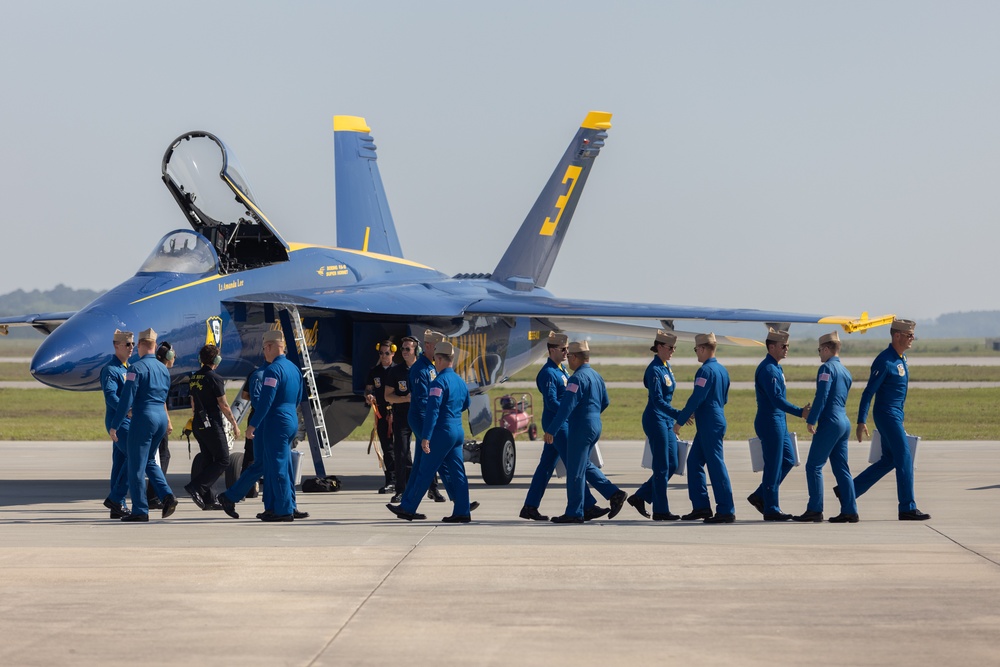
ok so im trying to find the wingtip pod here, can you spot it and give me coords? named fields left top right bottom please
left=819, top=312, right=896, bottom=334
left=333, top=115, right=371, bottom=133
left=581, top=111, right=613, bottom=130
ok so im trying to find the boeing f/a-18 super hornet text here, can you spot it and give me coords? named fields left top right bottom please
left=1, top=111, right=892, bottom=485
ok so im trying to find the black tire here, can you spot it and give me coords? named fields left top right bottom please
left=481, top=427, right=516, bottom=485
left=527, top=422, right=538, bottom=441
left=226, top=452, right=244, bottom=488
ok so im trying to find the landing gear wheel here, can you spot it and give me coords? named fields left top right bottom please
left=481, top=427, right=516, bottom=485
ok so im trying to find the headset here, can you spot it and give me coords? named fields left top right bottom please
left=155, top=341, right=175, bottom=362
left=400, top=336, right=420, bottom=355
left=376, top=340, right=398, bottom=353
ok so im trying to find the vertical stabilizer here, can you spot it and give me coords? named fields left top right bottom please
left=491, top=111, right=612, bottom=291
left=333, top=116, right=404, bottom=257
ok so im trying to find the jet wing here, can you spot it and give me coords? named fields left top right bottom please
left=464, top=294, right=892, bottom=334
left=0, top=312, right=76, bottom=335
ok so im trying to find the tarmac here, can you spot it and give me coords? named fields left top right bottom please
left=1, top=438, right=998, bottom=666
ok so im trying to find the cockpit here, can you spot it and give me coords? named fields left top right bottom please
left=138, top=230, right=219, bottom=275
left=161, top=131, right=289, bottom=274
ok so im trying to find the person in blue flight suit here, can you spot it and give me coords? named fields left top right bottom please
left=246, top=330, right=304, bottom=522
left=109, top=328, right=177, bottom=521
left=406, top=329, right=447, bottom=503
left=387, top=340, right=472, bottom=522
left=101, top=329, right=134, bottom=519
left=793, top=331, right=858, bottom=523
left=671, top=333, right=736, bottom=524
left=746, top=328, right=810, bottom=521
left=217, top=364, right=267, bottom=519
left=519, top=332, right=610, bottom=522
left=852, top=318, right=930, bottom=521
left=145, top=341, right=177, bottom=510
left=628, top=330, right=681, bottom=521
left=543, top=340, right=627, bottom=524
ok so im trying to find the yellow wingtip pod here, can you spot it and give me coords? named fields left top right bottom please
left=819, top=313, right=896, bottom=334
left=333, top=115, right=371, bottom=133
left=581, top=111, right=613, bottom=130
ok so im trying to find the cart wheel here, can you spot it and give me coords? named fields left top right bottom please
left=527, top=422, right=538, bottom=441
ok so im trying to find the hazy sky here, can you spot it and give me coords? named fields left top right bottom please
left=2, top=1, right=997, bottom=321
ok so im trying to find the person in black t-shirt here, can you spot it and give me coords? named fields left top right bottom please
left=184, top=344, right=240, bottom=509
left=384, top=336, right=418, bottom=502
left=365, top=340, right=397, bottom=493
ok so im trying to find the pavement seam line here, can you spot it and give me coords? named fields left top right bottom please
left=927, top=524, right=1000, bottom=568
left=305, top=526, right=438, bottom=666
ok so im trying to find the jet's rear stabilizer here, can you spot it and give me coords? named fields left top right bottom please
left=491, top=111, right=611, bottom=291
left=333, top=116, right=404, bottom=258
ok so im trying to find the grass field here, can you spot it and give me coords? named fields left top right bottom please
left=9, top=382, right=988, bottom=442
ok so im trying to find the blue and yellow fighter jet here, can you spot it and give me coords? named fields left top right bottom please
left=0, top=111, right=891, bottom=484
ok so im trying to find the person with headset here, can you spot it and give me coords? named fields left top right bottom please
left=384, top=336, right=418, bottom=503
left=365, top=339, right=398, bottom=494
left=184, top=344, right=240, bottom=510
left=145, top=340, right=176, bottom=509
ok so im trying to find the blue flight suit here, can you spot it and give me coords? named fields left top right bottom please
left=670, top=357, right=734, bottom=515
left=635, top=357, right=679, bottom=515
left=248, top=354, right=303, bottom=517
left=751, top=355, right=804, bottom=515
left=400, top=366, right=471, bottom=516
left=853, top=345, right=917, bottom=512
left=220, top=365, right=266, bottom=506
left=111, top=353, right=172, bottom=516
left=407, top=354, right=446, bottom=493
left=546, top=363, right=616, bottom=519
left=101, top=356, right=131, bottom=506
left=804, top=356, right=856, bottom=514
left=523, top=358, right=601, bottom=510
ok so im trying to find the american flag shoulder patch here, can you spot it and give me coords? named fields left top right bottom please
left=429, top=387, right=443, bottom=397
left=125, top=372, right=136, bottom=382
left=819, top=372, right=831, bottom=382
left=695, top=377, right=708, bottom=388
left=264, top=377, right=278, bottom=387
left=567, top=383, right=579, bottom=393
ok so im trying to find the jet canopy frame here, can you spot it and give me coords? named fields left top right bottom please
left=161, top=131, right=289, bottom=274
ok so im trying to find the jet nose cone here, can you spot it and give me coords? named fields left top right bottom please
left=30, top=312, right=114, bottom=390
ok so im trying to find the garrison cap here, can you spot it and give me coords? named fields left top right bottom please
left=650, top=329, right=678, bottom=352
left=567, top=340, right=590, bottom=354
left=423, top=329, right=447, bottom=344
left=138, top=328, right=157, bottom=343
left=547, top=332, right=569, bottom=347
left=766, top=328, right=790, bottom=344
left=890, top=319, right=916, bottom=333
left=113, top=329, right=134, bottom=343
left=435, top=341, right=455, bottom=355
left=695, top=332, right=717, bottom=346
left=263, top=330, right=285, bottom=344
left=818, top=331, right=840, bottom=346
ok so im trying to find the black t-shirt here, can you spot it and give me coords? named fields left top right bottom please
left=387, top=362, right=412, bottom=414
left=190, top=365, right=226, bottom=425
left=366, top=362, right=395, bottom=410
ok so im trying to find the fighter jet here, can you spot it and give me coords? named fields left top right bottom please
left=0, top=111, right=891, bottom=483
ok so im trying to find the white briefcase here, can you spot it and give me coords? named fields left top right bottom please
left=868, top=430, right=919, bottom=468
left=641, top=438, right=689, bottom=477
left=555, top=442, right=604, bottom=477
left=749, top=433, right=800, bottom=473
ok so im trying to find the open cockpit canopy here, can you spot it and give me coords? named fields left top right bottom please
left=161, top=131, right=288, bottom=274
